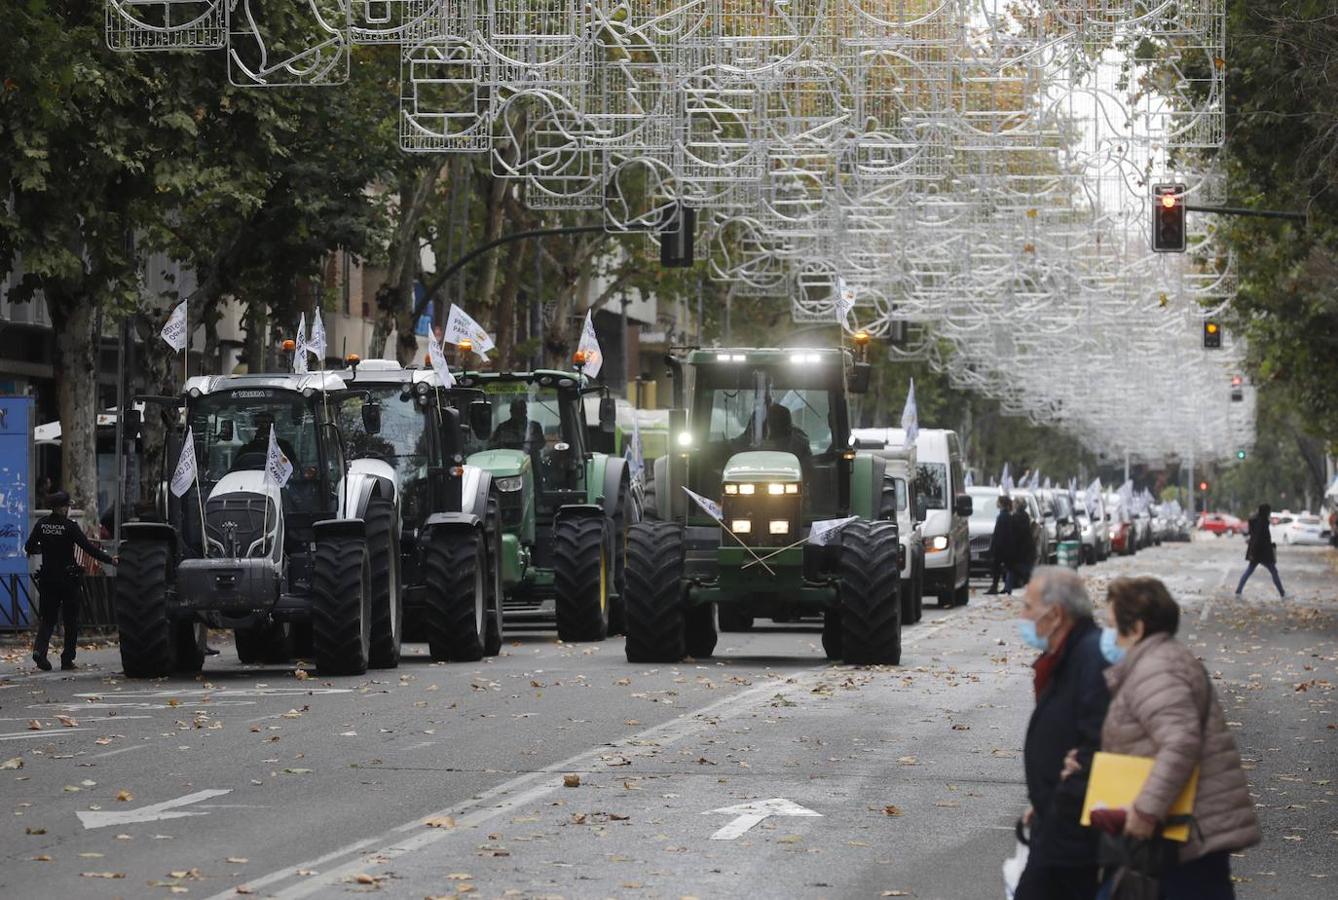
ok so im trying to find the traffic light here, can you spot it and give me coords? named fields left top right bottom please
left=659, top=202, right=696, bottom=268
left=1236, top=449, right=1247, bottom=460
left=1203, top=320, right=1222, bottom=349
left=1198, top=480, right=1209, bottom=492
left=1152, top=183, right=1186, bottom=252
left=1230, top=374, right=1243, bottom=401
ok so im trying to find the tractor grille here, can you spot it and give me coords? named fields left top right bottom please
left=496, top=490, right=525, bottom=531
left=721, top=489, right=803, bottom=548
left=204, top=493, right=274, bottom=558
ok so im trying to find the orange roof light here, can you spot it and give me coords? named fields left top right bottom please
left=424, top=353, right=432, bottom=367
left=457, top=339, right=473, bottom=354
left=573, top=350, right=589, bottom=366
left=852, top=330, right=871, bottom=346
left=281, top=339, right=297, bottom=352
left=345, top=353, right=361, bottom=365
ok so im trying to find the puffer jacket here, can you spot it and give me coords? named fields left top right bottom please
left=1101, top=633, right=1261, bottom=862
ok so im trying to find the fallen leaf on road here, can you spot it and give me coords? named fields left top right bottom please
left=425, top=816, right=456, bottom=829
left=563, top=774, right=581, bottom=787
left=80, top=872, right=125, bottom=879
left=26, top=720, right=41, bottom=731
left=294, top=669, right=310, bottom=681
left=235, top=887, right=255, bottom=895
left=351, top=873, right=380, bottom=884
left=447, top=873, right=473, bottom=880
left=226, top=857, right=249, bottom=864
left=1, top=757, right=22, bottom=769
left=881, top=892, right=912, bottom=897
left=115, top=789, right=133, bottom=802
left=897, top=756, right=918, bottom=765
left=57, top=715, right=78, bottom=727
left=282, top=768, right=313, bottom=775
left=26, top=826, right=47, bottom=835
left=884, top=805, right=903, bottom=817
left=31, top=855, right=52, bottom=862
left=777, top=835, right=802, bottom=844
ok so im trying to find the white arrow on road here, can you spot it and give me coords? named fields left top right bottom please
left=703, top=797, right=822, bottom=840
left=77, top=789, right=232, bottom=830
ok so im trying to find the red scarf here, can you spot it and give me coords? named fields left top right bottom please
left=1032, top=628, right=1072, bottom=697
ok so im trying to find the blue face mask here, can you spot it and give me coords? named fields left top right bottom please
left=1100, top=627, right=1126, bottom=664
left=1017, top=618, right=1049, bottom=651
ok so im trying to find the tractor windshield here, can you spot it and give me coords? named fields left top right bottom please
left=464, top=382, right=568, bottom=455
left=334, top=387, right=432, bottom=474
left=186, top=389, right=331, bottom=514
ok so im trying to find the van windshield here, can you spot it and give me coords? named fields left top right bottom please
left=916, top=463, right=947, bottom=510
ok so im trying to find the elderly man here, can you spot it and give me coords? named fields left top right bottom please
left=1014, top=566, right=1110, bottom=900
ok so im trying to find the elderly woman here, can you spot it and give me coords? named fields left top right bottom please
left=1098, top=577, right=1260, bottom=899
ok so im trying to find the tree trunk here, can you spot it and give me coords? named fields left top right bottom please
left=243, top=300, right=267, bottom=373
left=475, top=168, right=511, bottom=321
left=47, top=290, right=100, bottom=518
left=493, top=241, right=527, bottom=367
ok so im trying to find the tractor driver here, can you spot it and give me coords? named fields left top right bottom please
left=760, top=403, right=812, bottom=470
left=234, top=411, right=298, bottom=469
left=490, top=398, right=545, bottom=452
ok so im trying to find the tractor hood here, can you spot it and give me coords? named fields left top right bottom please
left=722, top=451, right=802, bottom=483
left=466, top=448, right=531, bottom=478
left=208, top=470, right=283, bottom=506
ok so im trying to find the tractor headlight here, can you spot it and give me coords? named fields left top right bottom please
left=731, top=520, right=752, bottom=534
left=767, top=483, right=786, bottom=495
left=769, top=520, right=790, bottom=535
left=677, top=431, right=693, bottom=448
left=928, top=535, right=950, bottom=552
left=414, top=381, right=430, bottom=396
left=495, top=476, right=523, bottom=493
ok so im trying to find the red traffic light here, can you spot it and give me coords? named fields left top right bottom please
left=1152, top=183, right=1187, bottom=252
left=1198, top=481, right=1209, bottom=492
left=1161, top=193, right=1178, bottom=209
left=1230, top=375, right=1242, bottom=387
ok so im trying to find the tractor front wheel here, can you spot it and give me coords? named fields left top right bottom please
left=554, top=515, right=610, bottom=643
left=365, top=496, right=403, bottom=670
left=114, top=541, right=176, bottom=679
left=624, top=523, right=686, bottom=663
left=422, top=527, right=487, bottom=662
left=312, top=536, right=372, bottom=676
left=838, top=522, right=902, bottom=665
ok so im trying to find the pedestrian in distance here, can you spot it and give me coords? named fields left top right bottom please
left=1092, top=577, right=1260, bottom=899
left=1234, top=504, right=1284, bottom=598
left=988, top=493, right=1014, bottom=594
left=24, top=491, right=118, bottom=671
left=1009, top=497, right=1037, bottom=592
left=1014, top=566, right=1112, bottom=900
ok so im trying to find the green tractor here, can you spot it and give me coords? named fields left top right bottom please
left=625, top=347, right=903, bottom=665
left=449, top=368, right=638, bottom=642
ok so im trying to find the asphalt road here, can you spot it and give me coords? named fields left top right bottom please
left=2, top=536, right=1334, bottom=899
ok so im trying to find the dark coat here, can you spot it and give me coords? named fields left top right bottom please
left=1023, top=618, right=1111, bottom=867
left=989, top=509, right=1013, bottom=563
left=1013, top=509, right=1037, bottom=565
left=1245, top=515, right=1275, bottom=565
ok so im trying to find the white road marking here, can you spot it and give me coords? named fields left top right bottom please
left=0, top=728, right=87, bottom=741
left=705, top=798, right=822, bottom=840
left=77, top=788, right=232, bottom=830
left=90, top=745, right=139, bottom=759
left=74, top=687, right=352, bottom=700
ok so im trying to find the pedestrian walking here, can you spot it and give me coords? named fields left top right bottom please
left=1009, top=497, right=1037, bottom=592
left=24, top=491, right=117, bottom=671
left=987, top=493, right=1013, bottom=594
left=1094, top=577, right=1260, bottom=899
left=1234, top=504, right=1285, bottom=598
left=1015, top=566, right=1111, bottom=900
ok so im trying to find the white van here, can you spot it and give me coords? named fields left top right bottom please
left=853, top=427, right=972, bottom=607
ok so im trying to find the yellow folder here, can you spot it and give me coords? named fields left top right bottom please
left=1080, top=751, right=1198, bottom=842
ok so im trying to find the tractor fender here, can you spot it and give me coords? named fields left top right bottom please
left=555, top=503, right=605, bottom=527
left=651, top=455, right=674, bottom=520
left=458, top=466, right=492, bottom=519
left=340, top=459, right=397, bottom=521
left=313, top=518, right=367, bottom=543
left=422, top=512, right=483, bottom=535
left=595, top=455, right=630, bottom=519
left=121, top=521, right=179, bottom=546
left=849, top=453, right=884, bottom=521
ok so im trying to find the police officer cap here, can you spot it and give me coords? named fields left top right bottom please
left=47, top=490, right=71, bottom=508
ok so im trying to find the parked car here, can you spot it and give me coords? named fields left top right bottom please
left=1276, top=513, right=1330, bottom=546
left=1013, top=489, right=1049, bottom=567
left=967, top=486, right=1005, bottom=576
left=1133, top=509, right=1154, bottom=549
left=1107, top=493, right=1136, bottom=556
left=1035, top=489, right=1081, bottom=563
left=1077, top=496, right=1111, bottom=563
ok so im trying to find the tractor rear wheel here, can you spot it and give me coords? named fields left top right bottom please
left=422, top=527, right=486, bottom=662
left=312, top=536, right=371, bottom=676
left=838, top=522, right=902, bottom=665
left=114, top=540, right=176, bottom=678
left=365, top=497, right=402, bottom=669
left=685, top=603, right=718, bottom=659
left=821, top=609, right=843, bottom=660
left=624, top=523, right=686, bottom=663
left=235, top=622, right=291, bottom=664
left=554, top=515, right=610, bottom=643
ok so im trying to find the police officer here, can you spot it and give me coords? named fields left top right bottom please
left=24, top=491, right=117, bottom=671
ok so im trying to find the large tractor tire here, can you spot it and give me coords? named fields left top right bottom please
left=482, top=504, right=505, bottom=657
left=608, top=479, right=636, bottom=637
left=173, top=620, right=207, bottom=674
left=718, top=606, right=755, bottom=632
left=624, top=522, right=686, bottom=663
left=838, top=522, right=902, bottom=665
left=900, top=572, right=917, bottom=625
left=235, top=622, right=292, bottom=664
left=422, top=527, right=487, bottom=662
left=553, top=515, right=610, bottom=643
left=114, top=540, right=176, bottom=678
left=365, top=497, right=403, bottom=669
left=685, top=603, right=718, bottom=659
left=312, top=536, right=372, bottom=676
left=912, top=563, right=924, bottom=624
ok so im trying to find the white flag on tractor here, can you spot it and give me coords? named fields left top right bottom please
left=900, top=378, right=919, bottom=446
left=808, top=516, right=860, bottom=546
left=1001, top=463, right=1014, bottom=492
left=625, top=412, right=645, bottom=484
left=308, top=307, right=327, bottom=366
left=265, top=428, right=293, bottom=488
left=834, top=275, right=857, bottom=323
left=293, top=313, right=309, bottom=374
left=428, top=332, right=455, bottom=388
left=444, top=304, right=494, bottom=362
left=160, top=300, right=188, bottom=352
left=682, top=487, right=723, bottom=522
left=577, top=310, right=603, bottom=378
left=169, top=428, right=198, bottom=498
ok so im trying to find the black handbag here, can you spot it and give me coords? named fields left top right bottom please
left=1098, top=814, right=1191, bottom=876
